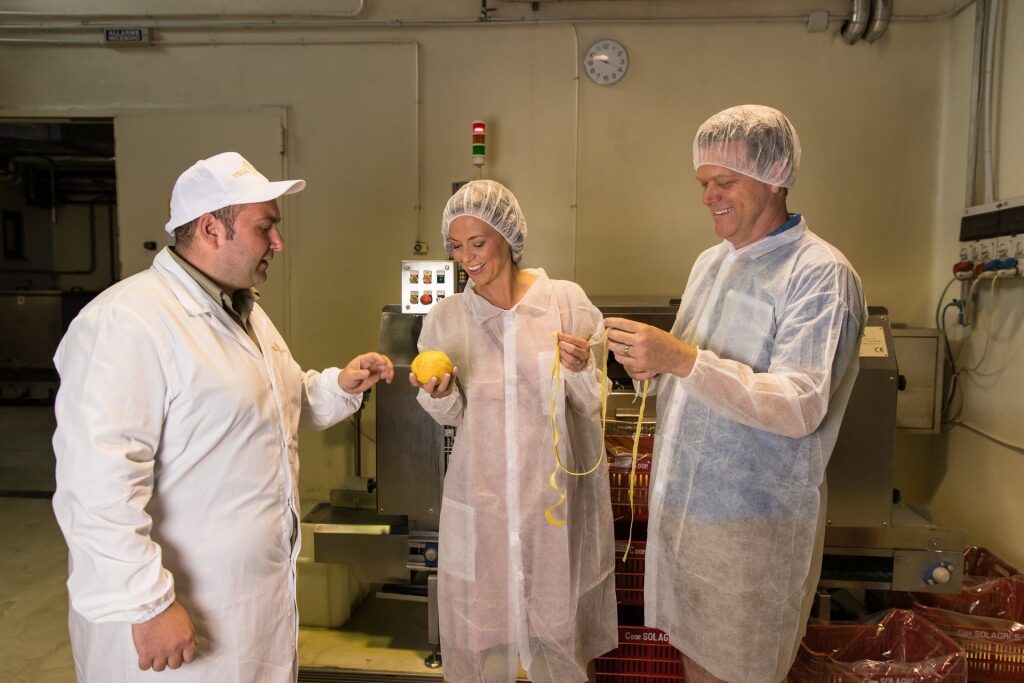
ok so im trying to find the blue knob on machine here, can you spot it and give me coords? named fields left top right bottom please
left=424, top=543, right=439, bottom=567
left=922, top=560, right=954, bottom=586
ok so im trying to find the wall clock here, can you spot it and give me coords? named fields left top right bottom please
left=584, top=39, right=629, bottom=85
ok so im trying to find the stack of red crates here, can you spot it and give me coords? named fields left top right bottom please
left=596, top=434, right=685, bottom=683
left=789, top=609, right=969, bottom=682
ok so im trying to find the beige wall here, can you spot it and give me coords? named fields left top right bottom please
left=2, top=0, right=1020, bottom=563
left=922, top=1, right=1024, bottom=569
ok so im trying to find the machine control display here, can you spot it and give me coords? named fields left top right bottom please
left=403, top=260, right=456, bottom=314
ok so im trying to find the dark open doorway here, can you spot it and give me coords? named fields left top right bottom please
left=0, top=118, right=116, bottom=410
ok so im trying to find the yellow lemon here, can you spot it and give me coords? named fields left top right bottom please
left=411, top=350, right=453, bottom=384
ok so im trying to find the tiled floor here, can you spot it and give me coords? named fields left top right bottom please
left=0, top=498, right=76, bottom=683
left=299, top=595, right=441, bottom=678
left=0, top=405, right=443, bottom=681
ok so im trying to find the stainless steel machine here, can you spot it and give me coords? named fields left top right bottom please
left=821, top=307, right=965, bottom=594
left=309, top=304, right=448, bottom=667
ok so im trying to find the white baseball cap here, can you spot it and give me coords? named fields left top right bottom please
left=164, top=151, right=306, bottom=234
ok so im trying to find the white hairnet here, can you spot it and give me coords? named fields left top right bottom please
left=693, top=105, right=801, bottom=189
left=442, top=179, right=528, bottom=263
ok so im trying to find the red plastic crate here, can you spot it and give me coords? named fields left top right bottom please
left=962, top=546, right=1020, bottom=579
left=911, top=574, right=1024, bottom=683
left=912, top=602, right=1024, bottom=683
left=606, top=435, right=653, bottom=523
left=614, top=541, right=646, bottom=606
left=595, top=624, right=684, bottom=683
left=788, top=609, right=968, bottom=683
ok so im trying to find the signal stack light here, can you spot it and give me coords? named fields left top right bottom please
left=472, top=120, right=486, bottom=178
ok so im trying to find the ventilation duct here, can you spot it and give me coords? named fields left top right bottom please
left=842, top=0, right=892, bottom=45
left=841, top=0, right=870, bottom=43
left=863, top=0, right=893, bottom=43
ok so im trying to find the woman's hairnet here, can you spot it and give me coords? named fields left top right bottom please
left=692, top=105, right=801, bottom=189
left=442, top=179, right=528, bottom=263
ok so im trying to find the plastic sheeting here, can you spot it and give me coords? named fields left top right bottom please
left=788, top=609, right=968, bottom=682
left=912, top=572, right=1024, bottom=683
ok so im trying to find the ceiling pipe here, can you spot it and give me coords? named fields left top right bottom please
left=841, top=0, right=870, bottom=43
left=863, top=0, right=893, bottom=42
left=0, top=2, right=366, bottom=21
left=0, top=1, right=978, bottom=41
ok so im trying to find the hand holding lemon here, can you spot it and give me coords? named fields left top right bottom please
left=409, top=350, right=457, bottom=398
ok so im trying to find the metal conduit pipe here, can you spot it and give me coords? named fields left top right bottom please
left=0, top=1, right=366, bottom=21
left=0, top=0, right=979, bottom=33
left=8, top=155, right=58, bottom=224
left=890, top=0, right=975, bottom=23
left=0, top=15, right=807, bottom=32
left=841, top=0, right=870, bottom=43
left=863, top=0, right=893, bottom=42
left=965, top=0, right=988, bottom=206
left=981, top=0, right=1000, bottom=203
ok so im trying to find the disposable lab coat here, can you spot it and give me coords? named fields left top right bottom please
left=644, top=220, right=865, bottom=683
left=416, top=269, right=617, bottom=683
left=52, top=248, right=361, bottom=682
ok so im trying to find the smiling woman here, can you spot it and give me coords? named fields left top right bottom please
left=445, top=214, right=523, bottom=306
left=408, top=179, right=618, bottom=683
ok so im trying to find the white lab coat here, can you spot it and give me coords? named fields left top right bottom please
left=52, top=248, right=361, bottom=682
left=644, top=220, right=865, bottom=683
left=416, top=269, right=617, bottom=683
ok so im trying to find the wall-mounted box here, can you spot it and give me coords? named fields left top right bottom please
left=891, top=327, right=945, bottom=434
left=960, top=196, right=1024, bottom=242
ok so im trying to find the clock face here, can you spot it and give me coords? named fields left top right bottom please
left=584, top=39, right=628, bottom=85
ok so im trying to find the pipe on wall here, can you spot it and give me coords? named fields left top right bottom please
left=841, top=0, right=870, bottom=43
left=980, top=0, right=1000, bottom=204
left=0, top=1, right=366, bottom=21
left=965, top=0, right=988, bottom=206
left=863, top=0, right=893, bottom=42
left=0, top=2, right=980, bottom=39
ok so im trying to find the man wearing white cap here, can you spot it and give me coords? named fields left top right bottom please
left=604, top=106, right=866, bottom=683
left=52, top=152, right=394, bottom=682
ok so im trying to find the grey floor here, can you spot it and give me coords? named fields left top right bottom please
left=0, top=406, right=444, bottom=682
left=0, top=497, right=75, bottom=683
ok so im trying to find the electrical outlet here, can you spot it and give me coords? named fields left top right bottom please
left=978, top=238, right=995, bottom=261
left=1014, top=234, right=1024, bottom=258
left=967, top=240, right=981, bottom=261
left=996, top=235, right=1013, bottom=258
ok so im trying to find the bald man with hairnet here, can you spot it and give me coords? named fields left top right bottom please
left=604, top=105, right=866, bottom=683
